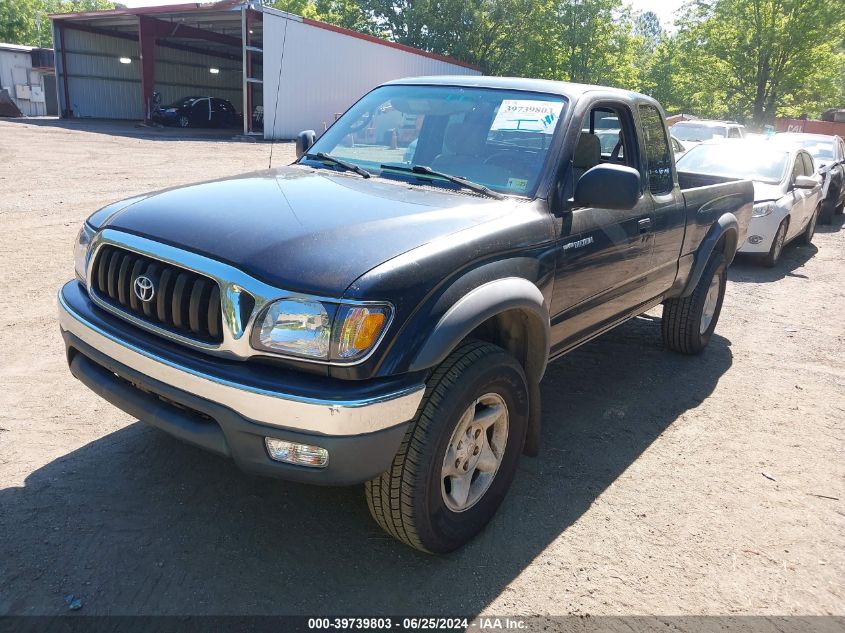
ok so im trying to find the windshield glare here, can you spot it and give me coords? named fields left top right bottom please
left=303, top=85, right=568, bottom=196
left=672, top=123, right=727, bottom=142
left=787, top=138, right=834, bottom=162
left=677, top=143, right=788, bottom=184
left=169, top=97, right=201, bottom=108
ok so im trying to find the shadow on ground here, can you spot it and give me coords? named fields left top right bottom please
left=730, top=209, right=844, bottom=284
left=0, top=117, right=264, bottom=143
left=0, top=315, right=732, bottom=616
left=731, top=242, right=819, bottom=283
left=815, top=211, right=845, bottom=234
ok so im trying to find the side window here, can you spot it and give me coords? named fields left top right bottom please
left=638, top=105, right=673, bottom=195
left=573, top=104, right=638, bottom=186
left=801, top=153, right=814, bottom=175
left=791, top=156, right=803, bottom=183
left=727, top=127, right=741, bottom=139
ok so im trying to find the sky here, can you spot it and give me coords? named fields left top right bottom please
left=119, top=0, right=688, bottom=29
left=627, top=0, right=686, bottom=30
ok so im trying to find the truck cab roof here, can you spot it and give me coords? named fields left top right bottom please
left=384, top=75, right=658, bottom=106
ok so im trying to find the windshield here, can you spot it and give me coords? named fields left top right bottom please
left=677, top=143, right=789, bottom=184
left=782, top=137, right=834, bottom=162
left=302, top=85, right=568, bottom=196
left=671, top=123, right=728, bottom=142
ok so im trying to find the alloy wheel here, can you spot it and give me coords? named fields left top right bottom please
left=441, top=393, right=509, bottom=513
left=699, top=272, right=722, bottom=335
left=772, top=223, right=786, bottom=261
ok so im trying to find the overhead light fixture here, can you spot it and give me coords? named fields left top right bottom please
left=119, top=57, right=131, bottom=64
left=209, top=67, right=220, bottom=74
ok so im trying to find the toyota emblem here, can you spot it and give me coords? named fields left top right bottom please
left=133, top=275, right=155, bottom=302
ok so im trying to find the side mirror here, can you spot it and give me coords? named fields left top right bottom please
left=574, top=164, right=641, bottom=210
left=793, top=175, right=818, bottom=189
left=295, top=130, right=316, bottom=158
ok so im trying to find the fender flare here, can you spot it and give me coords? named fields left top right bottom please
left=680, top=213, right=739, bottom=298
left=408, top=277, right=550, bottom=382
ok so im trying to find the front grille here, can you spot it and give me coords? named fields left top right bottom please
left=91, top=246, right=224, bottom=344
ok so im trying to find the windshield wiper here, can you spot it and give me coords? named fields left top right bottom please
left=381, top=164, right=505, bottom=200
left=306, top=152, right=370, bottom=178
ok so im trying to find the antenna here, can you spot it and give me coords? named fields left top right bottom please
left=268, top=16, right=289, bottom=169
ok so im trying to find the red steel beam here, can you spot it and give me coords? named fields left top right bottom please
left=141, top=15, right=241, bottom=48
left=245, top=8, right=253, bottom=133
left=138, top=15, right=156, bottom=121
left=50, top=4, right=214, bottom=21
left=58, top=23, right=72, bottom=118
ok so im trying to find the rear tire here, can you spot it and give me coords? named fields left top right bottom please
left=762, top=220, right=788, bottom=268
left=661, top=252, right=727, bottom=355
left=365, top=340, right=528, bottom=553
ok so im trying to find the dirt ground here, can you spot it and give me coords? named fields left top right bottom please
left=0, top=118, right=843, bottom=618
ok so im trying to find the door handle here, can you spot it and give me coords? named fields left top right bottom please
left=638, top=218, right=652, bottom=233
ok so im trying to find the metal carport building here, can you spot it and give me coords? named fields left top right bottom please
left=50, top=1, right=479, bottom=139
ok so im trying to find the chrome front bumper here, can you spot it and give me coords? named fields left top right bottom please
left=58, top=281, right=425, bottom=436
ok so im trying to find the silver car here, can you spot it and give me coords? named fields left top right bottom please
left=677, top=139, right=822, bottom=267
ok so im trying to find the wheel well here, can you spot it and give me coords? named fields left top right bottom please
left=713, top=227, right=738, bottom=263
left=465, top=308, right=546, bottom=383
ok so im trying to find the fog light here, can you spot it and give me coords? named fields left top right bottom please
left=748, top=235, right=763, bottom=245
left=265, top=438, right=328, bottom=468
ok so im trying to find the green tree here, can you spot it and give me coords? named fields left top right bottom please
left=0, top=0, right=114, bottom=47
left=675, top=0, right=845, bottom=124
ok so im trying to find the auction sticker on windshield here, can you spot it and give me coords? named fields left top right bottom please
left=491, top=99, right=563, bottom=133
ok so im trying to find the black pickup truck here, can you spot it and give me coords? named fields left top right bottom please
left=59, top=77, right=753, bottom=553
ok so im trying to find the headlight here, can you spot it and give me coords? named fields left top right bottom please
left=253, top=298, right=391, bottom=362
left=752, top=202, right=776, bottom=217
left=73, top=223, right=95, bottom=285
left=256, top=299, right=332, bottom=358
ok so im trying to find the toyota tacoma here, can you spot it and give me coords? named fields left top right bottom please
left=59, top=77, right=753, bottom=553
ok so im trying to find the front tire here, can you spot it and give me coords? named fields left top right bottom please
left=178, top=115, right=190, bottom=128
left=762, top=219, right=788, bottom=268
left=365, top=340, right=528, bottom=553
left=661, top=252, right=727, bottom=355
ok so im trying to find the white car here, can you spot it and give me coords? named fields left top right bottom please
left=677, top=140, right=822, bottom=267
left=671, top=119, right=746, bottom=151
left=775, top=132, right=845, bottom=224
left=670, top=135, right=688, bottom=159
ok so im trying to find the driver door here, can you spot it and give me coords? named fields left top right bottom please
left=549, top=101, right=655, bottom=355
left=192, top=98, right=210, bottom=127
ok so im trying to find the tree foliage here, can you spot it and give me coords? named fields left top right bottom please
left=2, top=0, right=843, bottom=122
left=274, top=0, right=845, bottom=122
left=0, top=0, right=114, bottom=48
left=663, top=0, right=845, bottom=124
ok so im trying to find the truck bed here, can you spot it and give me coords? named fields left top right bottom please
left=677, top=170, right=755, bottom=259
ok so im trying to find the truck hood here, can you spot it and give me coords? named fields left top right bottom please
left=99, top=166, right=512, bottom=296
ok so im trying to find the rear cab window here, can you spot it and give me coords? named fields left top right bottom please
left=639, top=105, right=674, bottom=195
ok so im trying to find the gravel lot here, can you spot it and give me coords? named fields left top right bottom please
left=0, top=119, right=843, bottom=618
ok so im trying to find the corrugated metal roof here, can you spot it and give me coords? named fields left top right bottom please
left=0, top=43, right=38, bottom=52
left=48, top=1, right=477, bottom=71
